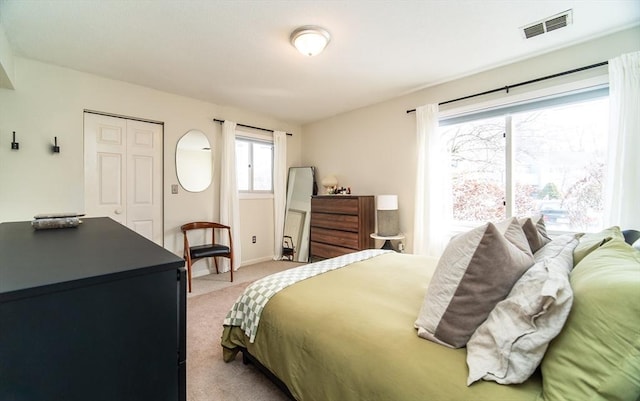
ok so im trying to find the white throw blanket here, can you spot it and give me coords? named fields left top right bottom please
left=224, top=249, right=390, bottom=342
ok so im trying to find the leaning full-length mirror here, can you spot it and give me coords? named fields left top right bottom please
left=176, top=129, right=212, bottom=192
left=283, top=167, right=316, bottom=262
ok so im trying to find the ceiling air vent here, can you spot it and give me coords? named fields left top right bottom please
left=522, top=9, right=573, bottom=39
left=523, top=23, right=545, bottom=39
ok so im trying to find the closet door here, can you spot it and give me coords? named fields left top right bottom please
left=84, top=113, right=163, bottom=245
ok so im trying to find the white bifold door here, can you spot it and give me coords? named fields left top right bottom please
left=84, top=112, right=163, bottom=245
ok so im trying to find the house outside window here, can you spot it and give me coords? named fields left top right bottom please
left=439, top=88, right=608, bottom=233
left=235, top=136, right=273, bottom=193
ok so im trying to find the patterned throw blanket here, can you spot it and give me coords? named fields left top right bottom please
left=223, top=249, right=391, bottom=342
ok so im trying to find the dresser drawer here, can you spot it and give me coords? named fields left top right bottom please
left=311, top=197, right=359, bottom=215
left=310, top=241, right=356, bottom=259
left=309, top=195, right=375, bottom=260
left=311, top=212, right=359, bottom=232
left=311, top=227, right=359, bottom=249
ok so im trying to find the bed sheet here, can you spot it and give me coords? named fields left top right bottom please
left=222, top=252, right=542, bottom=401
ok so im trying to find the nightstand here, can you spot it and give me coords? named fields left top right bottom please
left=370, top=233, right=405, bottom=251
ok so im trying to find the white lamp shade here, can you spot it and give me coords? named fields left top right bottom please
left=321, top=175, right=338, bottom=187
left=290, top=26, right=330, bottom=56
left=377, top=195, right=398, bottom=210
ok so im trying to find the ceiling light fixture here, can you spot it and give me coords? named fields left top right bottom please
left=290, top=25, right=331, bottom=57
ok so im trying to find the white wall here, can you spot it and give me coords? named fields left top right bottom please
left=0, top=56, right=302, bottom=277
left=2, top=26, right=637, bottom=269
left=0, top=21, right=14, bottom=89
left=301, top=27, right=640, bottom=253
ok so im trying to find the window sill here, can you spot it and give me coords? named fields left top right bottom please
left=239, top=192, right=274, bottom=200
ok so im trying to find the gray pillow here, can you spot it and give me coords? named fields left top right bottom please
left=415, top=219, right=535, bottom=348
left=519, top=215, right=551, bottom=253
left=495, top=217, right=534, bottom=257
left=466, top=234, right=579, bottom=385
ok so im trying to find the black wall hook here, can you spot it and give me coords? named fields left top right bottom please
left=52, top=136, right=60, bottom=153
left=11, top=131, right=19, bottom=150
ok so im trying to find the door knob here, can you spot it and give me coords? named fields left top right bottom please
left=114, top=208, right=123, bottom=215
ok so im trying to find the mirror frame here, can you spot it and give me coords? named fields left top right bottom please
left=176, top=129, right=212, bottom=192
left=283, top=166, right=317, bottom=262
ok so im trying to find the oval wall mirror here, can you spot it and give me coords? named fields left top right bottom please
left=176, top=129, right=212, bottom=192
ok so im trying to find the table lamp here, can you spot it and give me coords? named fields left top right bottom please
left=377, top=195, right=399, bottom=236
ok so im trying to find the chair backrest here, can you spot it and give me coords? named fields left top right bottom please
left=180, top=222, right=232, bottom=246
left=283, top=235, right=294, bottom=249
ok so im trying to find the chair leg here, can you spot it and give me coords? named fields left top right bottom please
left=185, top=256, right=192, bottom=293
left=214, top=257, right=233, bottom=282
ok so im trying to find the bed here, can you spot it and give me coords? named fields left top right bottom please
left=221, top=250, right=540, bottom=400
left=221, top=224, right=640, bottom=401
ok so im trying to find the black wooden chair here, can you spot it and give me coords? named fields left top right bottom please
left=180, top=222, right=234, bottom=292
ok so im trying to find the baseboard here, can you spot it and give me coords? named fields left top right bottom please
left=240, top=255, right=276, bottom=266
left=190, top=255, right=276, bottom=278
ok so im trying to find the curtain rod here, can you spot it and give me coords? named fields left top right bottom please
left=406, top=61, right=609, bottom=114
left=213, top=118, right=292, bottom=136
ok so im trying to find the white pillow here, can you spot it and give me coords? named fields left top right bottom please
left=466, top=234, right=579, bottom=385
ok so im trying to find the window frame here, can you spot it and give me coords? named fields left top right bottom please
left=235, top=131, right=274, bottom=197
left=439, top=77, right=610, bottom=234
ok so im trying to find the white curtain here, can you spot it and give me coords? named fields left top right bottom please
left=220, top=121, right=241, bottom=272
left=413, top=103, right=449, bottom=257
left=272, top=131, right=287, bottom=260
left=605, top=51, right=640, bottom=229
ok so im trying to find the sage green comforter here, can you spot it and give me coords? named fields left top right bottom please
left=222, top=252, right=542, bottom=401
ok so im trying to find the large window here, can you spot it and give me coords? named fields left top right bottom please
left=440, top=89, right=608, bottom=232
left=235, top=136, right=273, bottom=192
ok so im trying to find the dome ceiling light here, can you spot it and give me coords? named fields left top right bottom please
left=290, top=25, right=331, bottom=56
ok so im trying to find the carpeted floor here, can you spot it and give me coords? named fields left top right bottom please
left=186, top=261, right=301, bottom=401
left=188, top=260, right=301, bottom=297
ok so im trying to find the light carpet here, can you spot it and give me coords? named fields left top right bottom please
left=187, top=261, right=301, bottom=401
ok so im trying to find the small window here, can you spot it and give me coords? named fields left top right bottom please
left=235, top=136, right=273, bottom=193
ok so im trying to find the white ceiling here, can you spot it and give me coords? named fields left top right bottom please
left=1, top=0, right=638, bottom=125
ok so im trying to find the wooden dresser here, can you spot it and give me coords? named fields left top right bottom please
left=310, top=195, right=375, bottom=259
